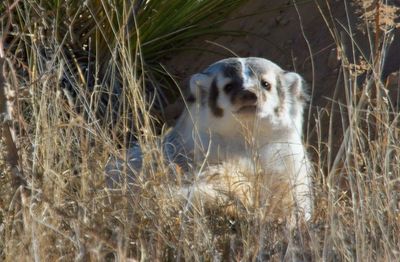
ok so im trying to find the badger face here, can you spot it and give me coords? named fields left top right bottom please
left=188, top=57, right=308, bottom=133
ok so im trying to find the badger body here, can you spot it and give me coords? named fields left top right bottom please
left=107, top=57, right=313, bottom=220
left=163, top=57, right=312, bottom=220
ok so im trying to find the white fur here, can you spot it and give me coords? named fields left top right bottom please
left=166, top=57, right=312, bottom=220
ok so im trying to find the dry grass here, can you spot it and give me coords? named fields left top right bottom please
left=1, top=0, right=400, bottom=261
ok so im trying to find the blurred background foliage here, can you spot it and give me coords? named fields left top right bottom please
left=1, top=0, right=245, bottom=134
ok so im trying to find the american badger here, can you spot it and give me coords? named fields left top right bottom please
left=166, top=57, right=312, bottom=221
left=107, top=57, right=313, bottom=221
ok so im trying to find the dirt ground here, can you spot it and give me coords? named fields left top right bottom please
left=162, top=0, right=400, bottom=164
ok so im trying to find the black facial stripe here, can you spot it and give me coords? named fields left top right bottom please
left=223, top=81, right=244, bottom=105
left=276, top=76, right=285, bottom=102
left=218, top=62, right=245, bottom=103
left=209, top=79, right=224, bottom=117
left=230, top=87, right=243, bottom=104
left=221, top=61, right=243, bottom=79
left=275, top=76, right=286, bottom=115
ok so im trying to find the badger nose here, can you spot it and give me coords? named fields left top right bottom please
left=237, top=90, right=257, bottom=104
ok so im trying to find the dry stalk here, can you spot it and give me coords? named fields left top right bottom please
left=0, top=37, right=25, bottom=188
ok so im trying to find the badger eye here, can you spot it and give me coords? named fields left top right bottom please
left=261, top=80, right=271, bottom=91
left=224, top=83, right=234, bottom=93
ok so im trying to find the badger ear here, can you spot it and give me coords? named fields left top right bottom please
left=189, top=73, right=212, bottom=98
left=283, top=72, right=309, bottom=102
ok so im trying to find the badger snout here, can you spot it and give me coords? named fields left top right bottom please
left=233, top=90, right=258, bottom=114
left=237, top=90, right=257, bottom=104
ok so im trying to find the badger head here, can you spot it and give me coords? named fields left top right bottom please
left=188, top=57, right=308, bottom=137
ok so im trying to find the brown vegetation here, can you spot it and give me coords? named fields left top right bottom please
left=1, top=0, right=400, bottom=261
